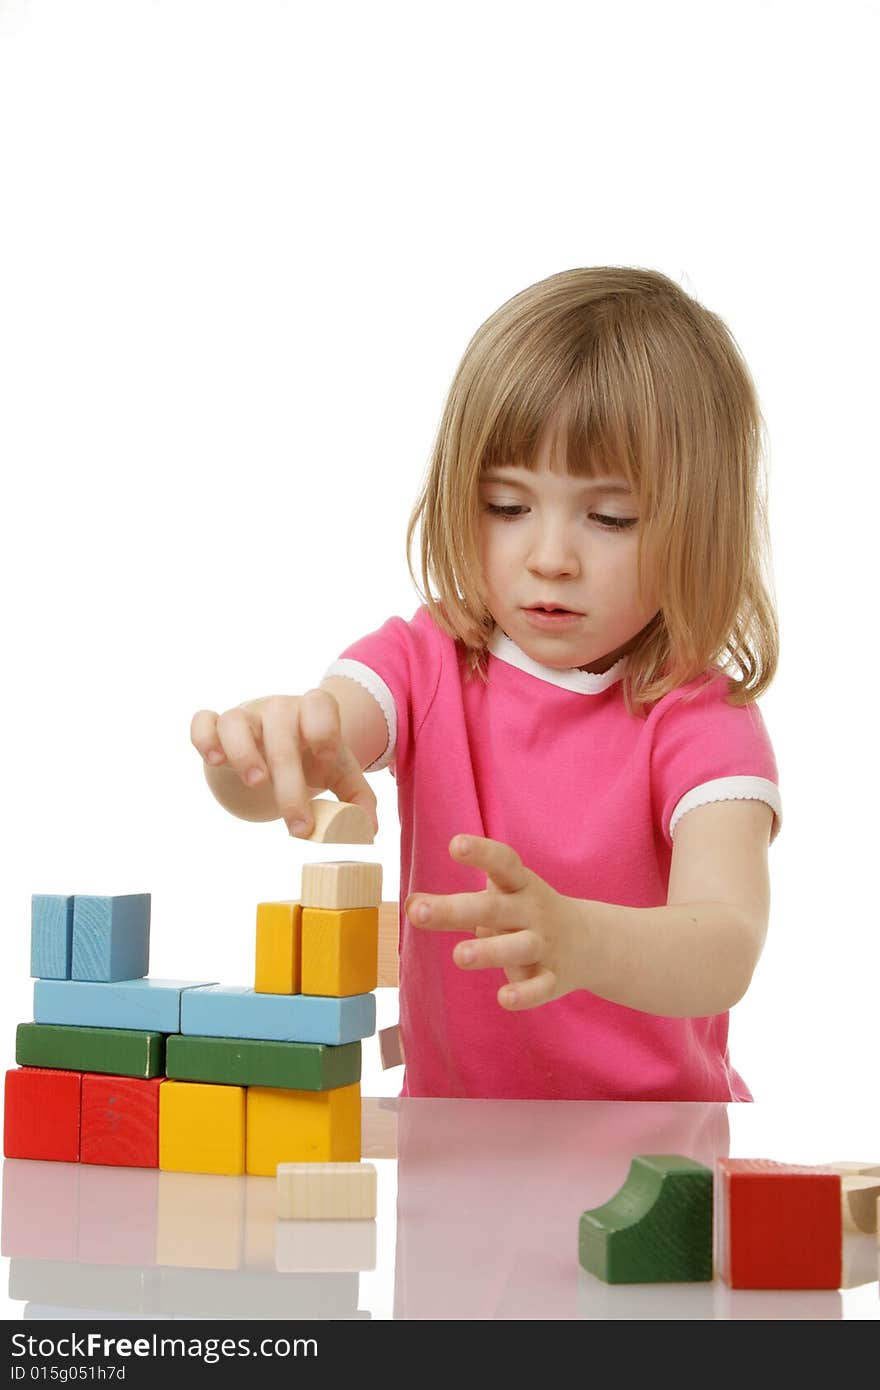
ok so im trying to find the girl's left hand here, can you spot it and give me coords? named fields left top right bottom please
left=404, top=834, right=584, bottom=1010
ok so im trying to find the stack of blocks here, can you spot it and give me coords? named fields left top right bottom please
left=4, top=862, right=382, bottom=1184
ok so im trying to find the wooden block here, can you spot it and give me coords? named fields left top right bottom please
left=77, top=1166, right=159, bottom=1265
left=277, top=1162, right=377, bottom=1219
left=71, top=894, right=151, bottom=982
left=80, top=1073, right=164, bottom=1168
left=166, top=1034, right=361, bottom=1091
left=3, top=1067, right=82, bottom=1162
left=306, top=799, right=375, bottom=844
left=1, top=1158, right=80, bottom=1260
left=9, top=1258, right=162, bottom=1315
left=579, top=1154, right=713, bottom=1283
left=275, top=1218, right=376, bottom=1272
left=30, top=894, right=75, bottom=979
left=246, top=1082, right=361, bottom=1175
left=16, top=1022, right=166, bottom=1079
left=378, top=901, right=399, bottom=987
left=180, top=985, right=375, bottom=1046
left=34, top=977, right=216, bottom=1033
left=378, top=1024, right=404, bottom=1069
left=820, top=1160, right=880, bottom=1178
left=300, top=861, right=383, bottom=910
left=716, top=1159, right=842, bottom=1289
left=159, top=1080, right=246, bottom=1176
left=156, top=1172, right=245, bottom=1269
left=301, top=907, right=378, bottom=997
left=841, top=1175, right=880, bottom=1234
left=255, top=901, right=302, bottom=994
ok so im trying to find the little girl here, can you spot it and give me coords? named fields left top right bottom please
left=192, top=266, right=781, bottom=1103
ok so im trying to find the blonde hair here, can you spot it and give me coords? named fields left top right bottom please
left=406, top=266, right=778, bottom=715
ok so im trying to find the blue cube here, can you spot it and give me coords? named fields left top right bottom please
left=30, top=895, right=75, bottom=979
left=71, top=894, right=151, bottom=982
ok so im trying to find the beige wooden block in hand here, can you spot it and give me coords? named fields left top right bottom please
left=841, top=1175, right=880, bottom=1234
left=276, top=1161, right=377, bottom=1219
left=306, top=799, right=375, bottom=844
left=301, top=861, right=383, bottom=910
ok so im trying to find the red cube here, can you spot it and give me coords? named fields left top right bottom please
left=3, top=1067, right=82, bottom=1162
left=717, top=1158, right=842, bottom=1289
left=80, top=1073, right=164, bottom=1168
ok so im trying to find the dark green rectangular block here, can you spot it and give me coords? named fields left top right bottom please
left=15, top=1022, right=166, bottom=1079
left=165, top=1033, right=361, bottom=1091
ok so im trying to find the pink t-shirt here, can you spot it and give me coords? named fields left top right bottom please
left=324, top=606, right=782, bottom=1102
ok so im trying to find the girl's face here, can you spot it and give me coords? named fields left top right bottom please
left=477, top=432, right=660, bottom=674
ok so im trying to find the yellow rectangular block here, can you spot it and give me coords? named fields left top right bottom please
left=156, top=1172, right=245, bottom=1269
left=300, top=861, right=383, bottom=909
left=246, top=1082, right=361, bottom=1175
left=277, top=1162, right=377, bottom=1219
left=255, top=900, right=302, bottom=994
left=301, top=906, right=378, bottom=997
left=159, top=1079, right=246, bottom=1176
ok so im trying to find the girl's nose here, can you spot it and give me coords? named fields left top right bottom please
left=527, top=524, right=581, bottom=577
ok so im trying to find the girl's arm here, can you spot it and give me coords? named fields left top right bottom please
left=406, top=799, right=773, bottom=1018
left=566, top=798, right=772, bottom=1017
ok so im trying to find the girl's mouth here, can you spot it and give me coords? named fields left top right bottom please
left=522, top=606, right=583, bottom=630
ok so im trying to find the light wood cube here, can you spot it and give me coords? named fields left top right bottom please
left=300, top=862, right=383, bottom=910
left=277, top=1161, right=377, bottom=1219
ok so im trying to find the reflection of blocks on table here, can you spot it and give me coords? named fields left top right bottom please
left=158, top=1080, right=246, bottom=1176
left=277, top=1161, right=377, bottom=1219
left=156, top=1172, right=245, bottom=1270
left=78, top=1165, right=159, bottom=1267
left=81, top=1074, right=164, bottom=1168
left=579, top=1154, right=713, bottom=1283
left=246, top=1083, right=361, bottom=1175
left=716, top=1159, right=842, bottom=1289
left=1, top=1159, right=80, bottom=1261
left=71, top=894, right=151, bottom=983
left=3, top=1067, right=82, bottom=1163
left=275, top=1217, right=377, bottom=1273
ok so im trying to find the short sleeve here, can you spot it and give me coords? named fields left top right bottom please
left=321, top=607, right=443, bottom=782
left=651, top=675, right=782, bottom=848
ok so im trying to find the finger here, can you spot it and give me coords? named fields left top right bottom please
left=298, top=690, right=378, bottom=832
left=497, top=969, right=558, bottom=1011
left=191, top=709, right=226, bottom=764
left=260, top=699, right=315, bottom=835
left=404, top=889, right=498, bottom=934
left=215, top=707, right=267, bottom=785
left=453, top=930, right=540, bottom=972
left=448, top=835, right=531, bottom=894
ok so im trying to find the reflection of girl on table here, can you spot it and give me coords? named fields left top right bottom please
left=196, top=267, right=781, bottom=1102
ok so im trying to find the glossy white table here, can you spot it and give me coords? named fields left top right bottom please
left=2, top=1098, right=878, bottom=1320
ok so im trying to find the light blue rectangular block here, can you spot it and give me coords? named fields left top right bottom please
left=71, top=895, right=151, bottom=982
left=34, top=977, right=218, bottom=1034
left=30, top=895, right=75, bottom=979
left=180, top=985, right=376, bottom=1046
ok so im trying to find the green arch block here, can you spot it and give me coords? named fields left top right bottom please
left=579, top=1154, right=713, bottom=1283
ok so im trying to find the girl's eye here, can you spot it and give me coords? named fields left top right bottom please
left=592, top=513, right=638, bottom=531
left=483, top=503, right=526, bottom=519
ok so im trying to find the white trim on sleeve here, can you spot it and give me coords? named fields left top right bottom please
left=669, top=776, right=782, bottom=844
left=321, top=659, right=397, bottom=773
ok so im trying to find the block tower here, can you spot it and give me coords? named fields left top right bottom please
left=5, top=851, right=382, bottom=1180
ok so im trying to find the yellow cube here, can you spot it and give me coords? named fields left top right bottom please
left=159, top=1079, right=246, bottom=1175
left=255, top=900, right=302, bottom=994
left=301, top=907, right=378, bottom=997
left=246, top=1082, right=361, bottom=1175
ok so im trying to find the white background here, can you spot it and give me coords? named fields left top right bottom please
left=1, top=0, right=878, bottom=1318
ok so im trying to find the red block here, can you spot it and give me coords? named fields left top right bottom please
left=717, top=1158, right=842, bottom=1289
left=3, top=1067, right=82, bottom=1162
left=80, top=1073, right=164, bottom=1168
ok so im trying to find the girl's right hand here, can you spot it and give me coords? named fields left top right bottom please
left=190, top=691, right=379, bottom=839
